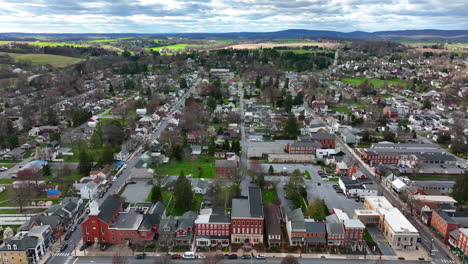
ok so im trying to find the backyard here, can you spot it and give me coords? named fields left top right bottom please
left=154, top=155, right=215, bottom=178
left=341, top=77, right=410, bottom=88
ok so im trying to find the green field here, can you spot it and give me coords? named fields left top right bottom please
left=279, top=49, right=334, bottom=54
left=100, top=45, right=125, bottom=53
left=0, top=52, right=85, bottom=67
left=0, top=78, right=16, bottom=89
left=341, top=77, right=409, bottom=88
left=154, top=155, right=215, bottom=178
left=14, top=41, right=90, bottom=48
left=148, top=44, right=192, bottom=53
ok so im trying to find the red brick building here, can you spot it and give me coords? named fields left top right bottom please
left=431, top=210, right=459, bottom=243
left=231, top=187, right=264, bottom=244
left=285, top=141, right=321, bottom=154
left=456, top=228, right=468, bottom=262
left=194, top=207, right=231, bottom=248
left=81, top=195, right=165, bottom=244
left=215, top=160, right=238, bottom=178
left=343, top=219, right=365, bottom=251
left=310, top=133, right=336, bottom=149
left=383, top=107, right=398, bottom=118
left=358, top=149, right=399, bottom=165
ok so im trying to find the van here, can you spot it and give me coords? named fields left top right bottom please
left=182, top=252, right=196, bottom=260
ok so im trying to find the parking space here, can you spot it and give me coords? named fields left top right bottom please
left=121, top=179, right=153, bottom=203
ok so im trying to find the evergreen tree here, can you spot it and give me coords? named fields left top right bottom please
left=268, top=165, right=274, bottom=175
left=174, top=173, right=193, bottom=213
left=284, top=92, right=293, bottom=112
left=284, top=113, right=300, bottom=139
left=78, top=148, right=92, bottom=175
left=150, top=186, right=163, bottom=203
left=42, top=164, right=51, bottom=177
left=257, top=174, right=265, bottom=190
left=179, top=78, right=188, bottom=89
left=208, top=137, right=216, bottom=155
left=284, top=78, right=289, bottom=90
left=98, top=145, right=115, bottom=166
left=452, top=171, right=468, bottom=203
left=255, top=75, right=261, bottom=89
left=223, top=138, right=230, bottom=151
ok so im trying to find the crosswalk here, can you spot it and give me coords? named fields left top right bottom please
left=52, top=252, right=71, bottom=257
left=434, top=258, right=455, bottom=264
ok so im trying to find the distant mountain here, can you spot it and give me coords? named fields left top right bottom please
left=1, top=29, right=468, bottom=41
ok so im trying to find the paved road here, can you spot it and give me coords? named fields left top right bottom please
left=0, top=156, right=34, bottom=178
left=46, top=255, right=432, bottom=264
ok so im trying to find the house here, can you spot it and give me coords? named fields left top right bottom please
left=82, top=196, right=165, bottom=245
left=3, top=148, right=25, bottom=160
left=430, top=210, right=468, bottom=243
left=338, top=177, right=378, bottom=198
left=326, top=214, right=345, bottom=249
left=305, top=221, right=327, bottom=248
left=187, top=131, right=207, bottom=145
left=191, top=178, right=208, bottom=194
left=455, top=228, right=468, bottom=263
left=343, top=219, right=365, bottom=251
left=335, top=162, right=348, bottom=176
left=265, top=204, right=282, bottom=247
left=114, top=149, right=130, bottom=161
left=231, top=186, right=264, bottom=245
left=158, top=211, right=197, bottom=247
left=194, top=208, right=230, bottom=248
left=191, top=145, right=202, bottom=159
left=45, top=197, right=84, bottom=222
left=136, top=108, right=147, bottom=115
left=215, top=159, right=238, bottom=178
left=0, top=229, right=50, bottom=264
left=90, top=168, right=111, bottom=180
left=76, top=181, right=98, bottom=200
left=23, top=215, right=65, bottom=241
left=383, top=107, right=398, bottom=118
left=285, top=208, right=306, bottom=246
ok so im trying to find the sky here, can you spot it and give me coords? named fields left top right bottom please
left=0, top=0, right=467, bottom=33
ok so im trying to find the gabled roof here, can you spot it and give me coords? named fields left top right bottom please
left=98, top=195, right=124, bottom=223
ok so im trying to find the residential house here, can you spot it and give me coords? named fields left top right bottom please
left=158, top=211, right=197, bottom=247
left=383, top=107, right=398, bottom=118
left=265, top=204, right=282, bottom=247
left=194, top=208, right=230, bottom=248
left=310, top=133, right=336, bottom=149
left=305, top=221, right=327, bottom=249
left=285, top=208, right=306, bottom=246
left=114, top=149, right=130, bottom=161
left=326, top=214, right=345, bottom=249
left=187, top=131, right=207, bottom=145
left=191, top=178, right=208, bottom=195
left=231, top=186, right=264, bottom=245
left=0, top=229, right=49, bottom=264
left=75, top=181, right=99, bottom=200
left=455, top=228, right=468, bottom=263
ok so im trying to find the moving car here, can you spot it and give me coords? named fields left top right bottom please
left=227, top=254, right=238, bottom=259
left=255, top=254, right=266, bottom=259
left=135, top=253, right=146, bottom=259
left=241, top=255, right=251, bottom=259
left=64, top=232, right=72, bottom=240
left=60, top=244, right=68, bottom=252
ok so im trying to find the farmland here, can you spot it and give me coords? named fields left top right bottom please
left=0, top=52, right=85, bottom=67
left=341, top=77, right=409, bottom=88
left=148, top=44, right=192, bottom=52
left=279, top=49, right=335, bottom=54
left=8, top=41, right=90, bottom=48
left=88, top=37, right=133, bottom=43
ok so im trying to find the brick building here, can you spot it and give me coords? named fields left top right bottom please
left=81, top=195, right=165, bottom=245
left=285, top=141, right=321, bottom=154
left=195, top=207, right=230, bottom=248
left=431, top=210, right=461, bottom=243
left=310, top=133, right=336, bottom=149
left=231, top=186, right=264, bottom=245
left=455, top=228, right=468, bottom=263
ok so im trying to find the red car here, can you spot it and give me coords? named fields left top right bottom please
left=171, top=254, right=182, bottom=259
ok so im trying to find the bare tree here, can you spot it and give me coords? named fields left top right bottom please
left=8, top=187, right=32, bottom=213
left=281, top=255, right=299, bottom=264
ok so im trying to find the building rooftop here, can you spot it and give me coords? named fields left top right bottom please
left=232, top=187, right=264, bottom=219
left=378, top=208, right=418, bottom=234
left=98, top=195, right=124, bottom=223
left=411, top=195, right=457, bottom=204
left=343, top=219, right=365, bottom=229
left=110, top=208, right=144, bottom=230
left=305, top=220, right=326, bottom=234
left=365, top=196, right=394, bottom=209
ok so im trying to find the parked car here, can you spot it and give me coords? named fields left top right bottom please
left=197, top=255, right=206, bottom=259
left=182, top=252, right=196, bottom=260
left=60, top=243, right=68, bottom=252
left=64, top=233, right=72, bottom=240
left=241, top=255, right=251, bottom=259
left=135, top=253, right=146, bottom=259
left=228, top=254, right=238, bottom=259
left=255, top=254, right=266, bottom=259
left=71, top=226, right=77, bottom=232
left=0, top=167, right=8, bottom=171
left=112, top=176, right=117, bottom=182
left=171, top=254, right=182, bottom=259
left=77, top=218, right=84, bottom=224
left=335, top=189, right=343, bottom=193
left=440, top=164, right=447, bottom=169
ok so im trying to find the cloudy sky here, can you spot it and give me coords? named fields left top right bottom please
left=0, top=0, right=467, bottom=33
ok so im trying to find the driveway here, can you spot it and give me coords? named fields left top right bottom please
left=367, top=225, right=396, bottom=256
left=121, top=179, right=153, bottom=203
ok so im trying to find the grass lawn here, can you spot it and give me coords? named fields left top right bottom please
left=23, top=150, right=34, bottom=159
left=341, top=77, right=409, bottom=88
left=0, top=178, right=15, bottom=185
left=148, top=44, right=192, bottom=53
left=0, top=208, right=46, bottom=214
left=162, top=191, right=173, bottom=207
left=0, top=188, right=9, bottom=203
left=328, top=177, right=339, bottom=182
left=0, top=160, right=21, bottom=163
left=329, top=106, right=352, bottom=114
left=164, top=192, right=203, bottom=216
left=155, top=155, right=215, bottom=178
left=304, top=170, right=311, bottom=179
left=0, top=52, right=85, bottom=67
left=262, top=190, right=278, bottom=204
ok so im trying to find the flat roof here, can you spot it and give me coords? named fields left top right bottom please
left=344, top=219, right=365, bottom=229
left=354, top=209, right=379, bottom=216
left=365, top=196, right=393, bottom=209
left=378, top=208, right=418, bottom=234
left=411, top=195, right=457, bottom=204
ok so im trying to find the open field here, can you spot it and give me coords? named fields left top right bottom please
left=0, top=41, right=90, bottom=48
left=225, top=42, right=342, bottom=49
left=0, top=52, right=84, bottom=67
left=100, top=45, right=125, bottom=53
left=279, top=49, right=335, bottom=54
left=153, top=155, right=215, bottom=178
left=148, top=44, right=194, bottom=53
left=0, top=52, right=85, bottom=67
left=341, top=77, right=409, bottom=88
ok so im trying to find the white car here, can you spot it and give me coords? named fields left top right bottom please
left=182, top=252, right=196, bottom=260
left=255, top=254, right=266, bottom=259
left=197, top=255, right=206, bottom=259
left=0, top=167, right=8, bottom=171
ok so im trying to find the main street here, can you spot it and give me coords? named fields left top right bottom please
left=47, top=255, right=432, bottom=264
left=46, top=81, right=198, bottom=264
left=302, top=102, right=455, bottom=264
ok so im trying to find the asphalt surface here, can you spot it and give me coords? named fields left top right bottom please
left=46, top=256, right=432, bottom=264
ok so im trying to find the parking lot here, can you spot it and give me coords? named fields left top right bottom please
left=121, top=179, right=153, bottom=203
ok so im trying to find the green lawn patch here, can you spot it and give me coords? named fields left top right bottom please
left=154, top=155, right=215, bottom=178
left=328, top=177, right=339, bottom=182
left=341, top=77, right=409, bottom=88
left=329, top=106, right=351, bottom=114
left=23, top=150, right=34, bottom=159
left=0, top=160, right=21, bottom=163
left=148, top=44, right=194, bottom=53
left=262, top=190, right=279, bottom=204
left=0, top=52, right=85, bottom=67
left=0, top=178, right=15, bottom=185
left=304, top=171, right=311, bottom=179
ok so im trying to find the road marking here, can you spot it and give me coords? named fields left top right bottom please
left=52, top=252, right=71, bottom=257
left=63, top=256, right=74, bottom=264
